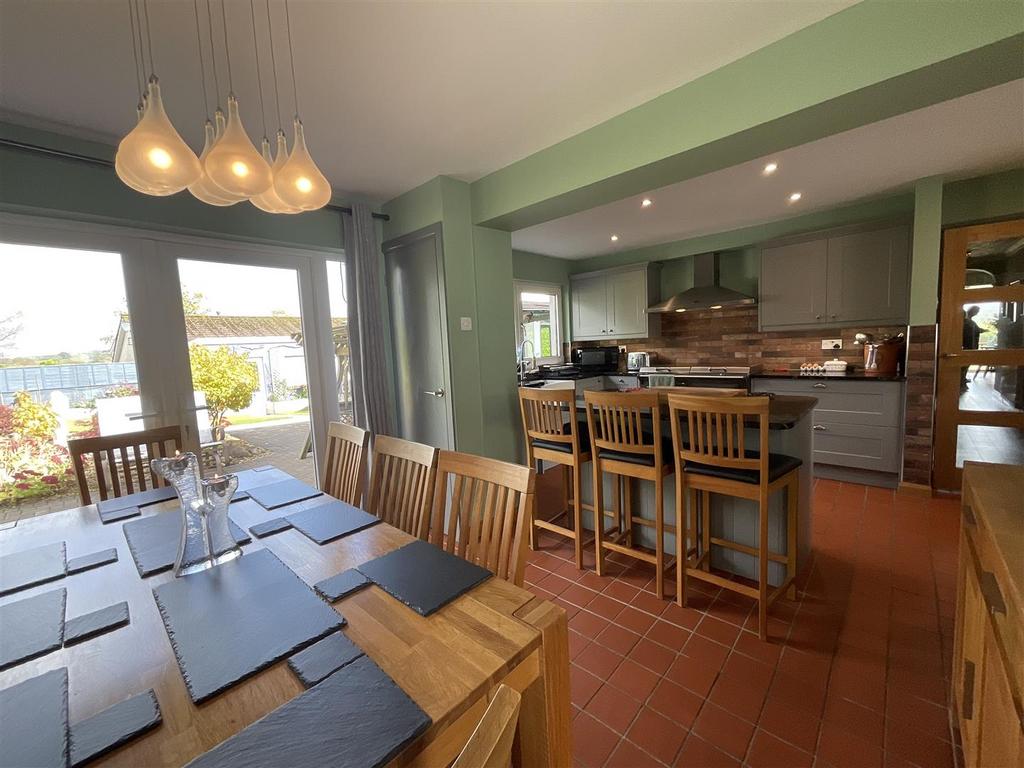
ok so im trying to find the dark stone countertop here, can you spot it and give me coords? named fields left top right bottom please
left=753, top=370, right=906, bottom=382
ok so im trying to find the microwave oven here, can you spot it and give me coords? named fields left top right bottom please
left=572, top=346, right=620, bottom=371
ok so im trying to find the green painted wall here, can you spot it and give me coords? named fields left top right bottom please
left=942, top=168, right=1024, bottom=226
left=471, top=1, right=1024, bottom=230
left=909, top=177, right=944, bottom=326
left=0, top=122, right=346, bottom=249
left=380, top=176, right=443, bottom=242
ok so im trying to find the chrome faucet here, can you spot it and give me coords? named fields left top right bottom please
left=518, top=338, right=536, bottom=383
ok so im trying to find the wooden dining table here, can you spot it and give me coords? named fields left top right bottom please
left=0, top=466, right=571, bottom=767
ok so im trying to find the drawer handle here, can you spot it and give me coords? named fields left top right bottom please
left=963, top=660, right=975, bottom=720
left=980, top=571, right=1007, bottom=616
left=812, top=424, right=827, bottom=431
left=812, top=382, right=827, bottom=389
left=962, top=504, right=976, bottom=527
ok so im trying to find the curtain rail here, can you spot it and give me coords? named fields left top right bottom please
left=0, top=137, right=389, bottom=221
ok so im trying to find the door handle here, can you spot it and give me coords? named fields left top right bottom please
left=940, top=353, right=960, bottom=359
left=422, top=388, right=445, bottom=398
left=127, top=412, right=159, bottom=421
left=812, top=424, right=827, bottom=431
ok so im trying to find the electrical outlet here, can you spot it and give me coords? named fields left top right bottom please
left=460, top=316, right=473, bottom=331
left=821, top=338, right=842, bottom=350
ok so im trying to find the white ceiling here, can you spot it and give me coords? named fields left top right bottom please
left=513, top=80, right=1024, bottom=258
left=0, top=0, right=855, bottom=202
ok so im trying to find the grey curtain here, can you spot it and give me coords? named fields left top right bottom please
left=342, top=204, right=393, bottom=436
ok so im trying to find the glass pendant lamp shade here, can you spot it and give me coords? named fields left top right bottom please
left=115, top=100, right=156, bottom=194
left=251, top=134, right=301, bottom=213
left=189, top=120, right=244, bottom=206
left=203, top=95, right=273, bottom=197
left=274, top=118, right=331, bottom=210
left=115, top=78, right=202, bottom=196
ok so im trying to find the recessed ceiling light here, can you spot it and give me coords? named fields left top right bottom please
left=709, top=305, right=723, bottom=310
left=763, top=162, right=778, bottom=175
left=641, top=198, right=653, bottom=208
left=610, top=234, right=619, bottom=242
left=675, top=308, right=686, bottom=313
left=788, top=192, right=802, bottom=203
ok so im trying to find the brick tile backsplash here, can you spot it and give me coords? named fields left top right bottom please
left=579, top=305, right=906, bottom=371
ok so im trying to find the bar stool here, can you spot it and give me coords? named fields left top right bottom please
left=584, top=390, right=675, bottom=599
left=667, top=393, right=800, bottom=641
left=519, top=386, right=591, bottom=569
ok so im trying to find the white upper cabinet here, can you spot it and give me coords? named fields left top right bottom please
left=571, top=263, right=660, bottom=341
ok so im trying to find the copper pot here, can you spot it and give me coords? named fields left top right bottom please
left=863, top=335, right=905, bottom=376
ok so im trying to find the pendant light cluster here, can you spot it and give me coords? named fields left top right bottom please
left=115, top=0, right=331, bottom=213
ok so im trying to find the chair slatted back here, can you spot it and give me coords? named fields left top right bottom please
left=322, top=422, right=370, bottom=506
left=366, top=435, right=437, bottom=538
left=68, top=425, right=184, bottom=506
left=667, top=393, right=770, bottom=474
left=426, top=451, right=536, bottom=586
left=518, top=386, right=581, bottom=453
left=452, top=684, right=522, bottom=768
left=583, top=389, right=661, bottom=461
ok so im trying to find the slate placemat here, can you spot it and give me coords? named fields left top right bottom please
left=96, top=486, right=176, bottom=519
left=70, top=689, right=161, bottom=768
left=286, top=499, right=381, bottom=545
left=153, top=549, right=344, bottom=703
left=0, top=540, right=66, bottom=596
left=123, top=511, right=251, bottom=578
left=64, top=601, right=130, bottom=646
left=247, top=478, right=323, bottom=510
left=185, top=655, right=430, bottom=768
left=0, top=588, right=66, bottom=671
left=287, top=631, right=364, bottom=688
left=249, top=517, right=293, bottom=539
left=314, top=569, right=370, bottom=602
left=356, top=540, right=492, bottom=617
left=67, top=548, right=118, bottom=575
left=0, top=667, right=69, bottom=768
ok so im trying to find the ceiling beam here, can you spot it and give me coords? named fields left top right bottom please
left=469, top=1, right=1024, bottom=231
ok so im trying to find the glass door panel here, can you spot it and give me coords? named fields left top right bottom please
left=326, top=260, right=354, bottom=425
left=175, top=259, right=319, bottom=486
left=0, top=242, right=152, bottom=522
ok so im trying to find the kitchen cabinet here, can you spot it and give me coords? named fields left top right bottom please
left=953, top=464, right=1024, bottom=768
left=570, top=263, right=660, bottom=341
left=759, top=223, right=910, bottom=331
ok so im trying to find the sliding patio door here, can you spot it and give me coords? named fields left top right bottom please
left=0, top=213, right=342, bottom=522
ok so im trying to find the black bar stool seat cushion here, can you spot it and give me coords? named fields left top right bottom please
left=683, top=452, right=802, bottom=485
left=531, top=422, right=590, bottom=454
left=598, top=435, right=675, bottom=468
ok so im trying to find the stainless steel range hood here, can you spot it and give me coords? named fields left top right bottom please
left=647, top=252, right=756, bottom=313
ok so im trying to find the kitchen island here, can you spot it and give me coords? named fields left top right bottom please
left=554, top=388, right=816, bottom=587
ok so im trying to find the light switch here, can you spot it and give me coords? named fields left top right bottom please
left=460, top=316, right=473, bottom=331
left=821, top=338, right=842, bottom=350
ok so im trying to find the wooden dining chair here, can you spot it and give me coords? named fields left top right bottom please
left=452, top=685, right=522, bottom=768
left=667, top=393, right=801, bottom=640
left=321, top=422, right=370, bottom=506
left=518, top=386, right=591, bottom=568
left=365, top=435, right=438, bottom=538
left=425, top=451, right=536, bottom=586
left=68, top=425, right=184, bottom=506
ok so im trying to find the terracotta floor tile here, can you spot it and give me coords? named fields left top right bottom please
left=608, top=658, right=661, bottom=702
left=578, top=570, right=613, bottom=592
left=708, top=671, right=768, bottom=724
left=884, top=718, right=955, bottom=768
left=666, top=653, right=718, bottom=698
left=674, top=734, right=741, bottom=768
left=576, top=641, right=624, bottom=679
left=554, top=559, right=586, bottom=581
left=596, top=622, right=642, bottom=656
left=570, top=663, right=604, bottom=709
left=757, top=695, right=822, bottom=754
left=570, top=609, right=610, bottom=637
left=884, top=687, right=950, bottom=742
left=568, top=630, right=589, bottom=660
left=696, top=615, right=742, bottom=647
left=817, top=721, right=883, bottom=768
left=681, top=633, right=730, bottom=671
left=722, top=650, right=775, bottom=690
left=746, top=729, right=814, bottom=768
left=647, top=619, right=691, bottom=652
left=733, top=630, right=783, bottom=666
left=627, top=706, right=688, bottom=765
left=660, top=601, right=702, bottom=630
left=627, top=637, right=676, bottom=676
left=585, top=683, right=643, bottom=735
left=649, top=678, right=704, bottom=729
left=769, top=671, right=827, bottom=718
left=553, top=597, right=581, bottom=620
left=693, top=702, right=756, bottom=759
left=605, top=737, right=654, bottom=768
left=706, top=596, right=753, bottom=628
left=563, top=583, right=601, bottom=608
left=573, top=711, right=622, bottom=768
left=604, top=580, right=642, bottom=604
left=822, top=692, right=885, bottom=746
left=537, top=572, right=576, bottom=596
left=632, top=589, right=671, bottom=617
left=587, top=593, right=627, bottom=621
left=617, top=606, right=658, bottom=636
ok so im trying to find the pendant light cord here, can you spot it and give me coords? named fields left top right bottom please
left=141, top=0, right=155, bottom=77
left=193, top=0, right=210, bottom=119
left=284, top=0, right=300, bottom=118
left=220, top=0, right=234, bottom=95
left=250, top=0, right=267, bottom=139
left=205, top=0, right=221, bottom=107
left=127, top=0, right=143, bottom=102
left=266, top=0, right=283, bottom=131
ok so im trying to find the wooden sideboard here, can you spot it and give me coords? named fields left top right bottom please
left=952, top=463, right=1024, bottom=767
